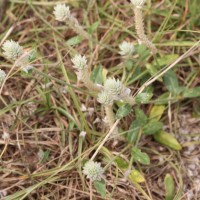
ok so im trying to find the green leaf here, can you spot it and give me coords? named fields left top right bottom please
left=152, top=54, right=179, bottom=69
left=127, top=120, right=141, bottom=143
left=114, top=157, right=145, bottom=183
left=28, top=49, right=37, bottom=62
left=94, top=180, right=106, bottom=198
left=135, top=44, right=150, bottom=59
left=163, top=70, right=180, bottom=95
left=127, top=108, right=147, bottom=143
left=135, top=92, right=153, bottom=104
left=149, top=105, right=165, bottom=121
left=116, top=104, right=132, bottom=119
left=125, top=59, right=134, bottom=71
left=66, top=35, right=83, bottom=46
left=131, top=147, right=150, bottom=165
left=135, top=108, right=147, bottom=126
left=146, top=63, right=162, bottom=82
left=127, top=66, right=142, bottom=82
left=182, top=87, right=200, bottom=98
left=88, top=21, right=100, bottom=34
left=155, top=92, right=170, bottom=105
left=154, top=131, right=182, bottom=150
left=115, top=157, right=129, bottom=170
left=91, top=65, right=104, bottom=84
left=143, top=121, right=163, bottom=135
left=164, top=174, right=175, bottom=200
left=129, top=169, right=145, bottom=183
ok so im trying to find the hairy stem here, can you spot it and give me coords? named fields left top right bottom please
left=105, top=105, right=118, bottom=134
left=81, top=69, right=101, bottom=92
left=67, top=17, right=90, bottom=40
left=134, top=7, right=157, bottom=54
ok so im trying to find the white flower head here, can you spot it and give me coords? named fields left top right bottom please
left=71, top=54, right=87, bottom=70
left=2, top=40, right=23, bottom=60
left=97, top=90, right=114, bottom=106
left=104, top=78, right=124, bottom=98
left=83, top=160, right=104, bottom=181
left=119, top=41, right=135, bottom=56
left=53, top=4, right=71, bottom=22
left=130, top=0, right=146, bottom=7
left=0, top=69, right=6, bottom=85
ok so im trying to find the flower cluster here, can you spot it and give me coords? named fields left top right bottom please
left=83, top=160, right=104, bottom=181
left=130, top=0, right=146, bottom=7
left=0, top=69, right=6, bottom=86
left=97, top=78, right=131, bottom=106
left=71, top=54, right=87, bottom=70
left=53, top=4, right=71, bottom=22
left=119, top=41, right=135, bottom=56
left=2, top=40, right=23, bottom=59
left=53, top=4, right=90, bottom=39
left=2, top=40, right=35, bottom=73
left=97, top=90, right=114, bottom=106
left=104, top=78, right=124, bottom=98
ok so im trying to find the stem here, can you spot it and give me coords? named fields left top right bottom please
left=90, top=180, right=93, bottom=200
left=68, top=17, right=90, bottom=40
left=105, top=105, right=118, bottom=134
left=134, top=7, right=157, bottom=54
left=78, top=135, right=86, bottom=190
left=0, top=143, right=8, bottom=159
left=81, top=69, right=101, bottom=92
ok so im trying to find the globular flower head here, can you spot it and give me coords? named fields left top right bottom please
left=2, top=40, right=23, bottom=60
left=71, top=54, right=87, bottom=70
left=119, top=41, right=135, bottom=56
left=83, top=160, right=104, bottom=181
left=53, top=4, right=71, bottom=22
left=104, top=78, right=124, bottom=98
left=97, top=90, right=114, bottom=106
left=0, top=69, right=6, bottom=86
left=130, top=0, right=146, bottom=7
